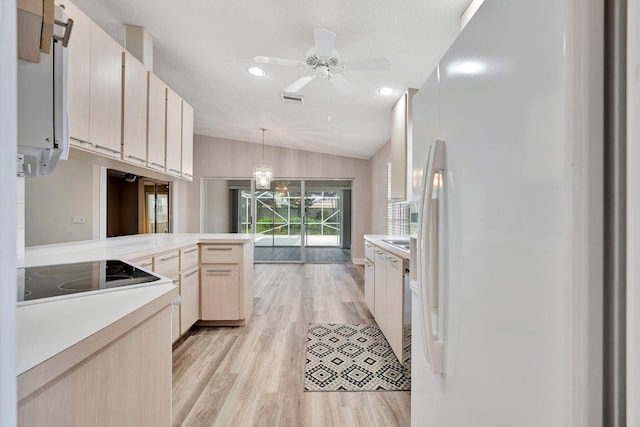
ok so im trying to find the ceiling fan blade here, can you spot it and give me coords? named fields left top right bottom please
left=329, top=74, right=358, bottom=94
left=284, top=74, right=317, bottom=92
left=254, top=56, right=306, bottom=67
left=314, top=28, right=337, bottom=57
left=343, top=57, right=391, bottom=71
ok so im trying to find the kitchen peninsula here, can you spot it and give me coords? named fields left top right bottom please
left=17, top=233, right=255, bottom=427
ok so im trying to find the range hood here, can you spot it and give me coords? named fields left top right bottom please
left=17, top=5, right=72, bottom=177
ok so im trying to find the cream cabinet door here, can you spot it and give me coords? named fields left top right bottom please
left=201, top=264, right=240, bottom=320
left=171, top=276, right=181, bottom=344
left=181, top=100, right=194, bottom=180
left=374, top=248, right=388, bottom=334
left=122, top=51, right=148, bottom=166
left=165, top=87, right=182, bottom=176
left=180, top=267, right=200, bottom=333
left=89, top=24, right=122, bottom=158
left=147, top=72, right=166, bottom=171
left=61, top=0, right=90, bottom=145
left=364, top=260, right=375, bottom=316
left=385, top=253, right=404, bottom=361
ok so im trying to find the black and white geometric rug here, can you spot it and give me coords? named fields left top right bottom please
left=304, top=323, right=411, bottom=392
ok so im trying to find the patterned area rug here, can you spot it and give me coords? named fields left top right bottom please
left=304, top=323, right=411, bottom=391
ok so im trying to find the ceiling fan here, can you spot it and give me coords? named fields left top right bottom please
left=254, top=28, right=390, bottom=94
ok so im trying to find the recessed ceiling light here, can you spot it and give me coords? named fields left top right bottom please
left=248, top=67, right=266, bottom=77
left=378, top=87, right=393, bottom=96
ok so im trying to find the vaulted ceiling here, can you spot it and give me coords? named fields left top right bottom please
left=72, top=0, right=471, bottom=159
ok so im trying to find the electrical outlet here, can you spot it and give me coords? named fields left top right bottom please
left=72, top=216, right=85, bottom=224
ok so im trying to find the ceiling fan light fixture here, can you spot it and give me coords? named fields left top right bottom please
left=378, top=87, right=394, bottom=96
left=248, top=67, right=266, bottom=77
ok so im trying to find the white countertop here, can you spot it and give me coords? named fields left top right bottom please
left=364, top=234, right=411, bottom=259
left=17, top=233, right=256, bottom=377
left=18, top=233, right=256, bottom=267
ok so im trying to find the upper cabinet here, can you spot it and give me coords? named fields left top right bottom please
left=64, top=1, right=122, bottom=158
left=17, top=0, right=54, bottom=62
left=60, top=0, right=194, bottom=180
left=165, top=87, right=182, bottom=177
left=390, top=88, right=417, bottom=200
left=147, top=72, right=167, bottom=172
left=62, top=0, right=90, bottom=143
left=122, top=51, right=148, bottom=166
left=88, top=24, right=122, bottom=158
left=181, top=101, right=194, bottom=180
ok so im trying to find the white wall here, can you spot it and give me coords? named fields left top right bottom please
left=369, top=141, right=391, bottom=234
left=1, top=0, right=18, bottom=425
left=183, top=135, right=372, bottom=261
left=25, top=158, right=98, bottom=245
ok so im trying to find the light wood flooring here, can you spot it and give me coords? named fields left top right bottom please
left=172, top=263, right=410, bottom=427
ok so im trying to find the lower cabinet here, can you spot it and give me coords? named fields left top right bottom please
left=201, top=264, right=240, bottom=320
left=199, top=243, right=253, bottom=326
left=374, top=248, right=388, bottom=332
left=366, top=239, right=407, bottom=364
left=385, top=253, right=404, bottom=359
left=18, top=305, right=173, bottom=427
left=364, top=259, right=375, bottom=316
left=180, top=266, right=200, bottom=333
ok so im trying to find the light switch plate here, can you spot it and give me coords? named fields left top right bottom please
left=72, top=216, right=85, bottom=224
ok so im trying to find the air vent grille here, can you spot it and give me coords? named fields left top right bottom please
left=280, top=92, right=304, bottom=105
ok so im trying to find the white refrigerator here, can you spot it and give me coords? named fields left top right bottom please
left=410, top=0, right=604, bottom=426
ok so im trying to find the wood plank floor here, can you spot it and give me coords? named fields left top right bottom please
left=172, top=263, right=410, bottom=427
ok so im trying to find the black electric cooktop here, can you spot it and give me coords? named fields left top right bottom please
left=17, top=259, right=161, bottom=304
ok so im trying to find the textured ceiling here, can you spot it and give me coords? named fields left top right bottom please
left=71, top=0, right=471, bottom=159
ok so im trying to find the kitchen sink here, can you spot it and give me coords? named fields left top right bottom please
left=382, top=239, right=411, bottom=251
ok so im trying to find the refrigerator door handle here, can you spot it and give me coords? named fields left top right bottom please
left=417, top=140, right=445, bottom=374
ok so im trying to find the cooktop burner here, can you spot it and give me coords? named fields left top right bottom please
left=17, top=260, right=161, bottom=305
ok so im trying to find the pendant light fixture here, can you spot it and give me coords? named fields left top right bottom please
left=253, top=128, right=273, bottom=190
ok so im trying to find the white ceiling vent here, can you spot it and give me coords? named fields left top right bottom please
left=280, top=92, right=304, bottom=105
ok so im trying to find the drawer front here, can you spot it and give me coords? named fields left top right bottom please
left=365, top=242, right=376, bottom=262
left=180, top=245, right=199, bottom=271
left=153, top=250, right=180, bottom=277
left=130, top=257, right=153, bottom=270
left=200, top=244, right=242, bottom=264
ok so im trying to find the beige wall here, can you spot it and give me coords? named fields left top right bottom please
left=182, top=135, right=372, bottom=261
left=25, top=158, right=97, bottom=246
left=370, top=141, right=391, bottom=234
left=203, top=179, right=230, bottom=232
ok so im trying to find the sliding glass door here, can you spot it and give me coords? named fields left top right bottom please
left=202, top=178, right=352, bottom=263
left=254, top=181, right=303, bottom=262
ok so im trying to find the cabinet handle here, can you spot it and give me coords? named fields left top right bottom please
left=168, top=168, right=181, bottom=174
left=95, top=144, right=121, bottom=154
left=207, top=247, right=233, bottom=251
left=365, top=243, right=372, bottom=247
left=184, top=269, right=199, bottom=278
left=183, top=248, right=198, bottom=254
left=376, top=250, right=385, bottom=255
left=172, top=296, right=181, bottom=306
left=126, top=154, right=146, bottom=162
left=172, top=279, right=180, bottom=285
left=74, top=138, right=93, bottom=146
left=139, top=262, right=153, bottom=268
left=150, top=162, right=165, bottom=169
left=206, top=269, right=232, bottom=273
left=159, top=254, right=179, bottom=262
